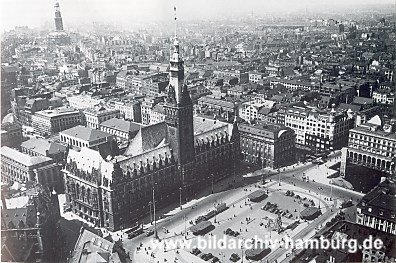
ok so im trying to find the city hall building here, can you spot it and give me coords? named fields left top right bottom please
left=63, top=35, right=240, bottom=231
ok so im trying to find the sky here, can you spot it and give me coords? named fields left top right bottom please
left=1, top=0, right=394, bottom=31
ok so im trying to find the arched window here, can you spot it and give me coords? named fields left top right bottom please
left=87, top=188, right=91, bottom=203
left=81, top=186, right=86, bottom=202
left=76, top=184, right=80, bottom=200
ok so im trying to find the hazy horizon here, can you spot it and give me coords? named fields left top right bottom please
left=1, top=0, right=395, bottom=31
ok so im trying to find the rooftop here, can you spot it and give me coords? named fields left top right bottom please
left=100, top=118, right=142, bottom=133
left=69, top=228, right=117, bottom=263
left=351, top=125, right=396, bottom=140
left=239, top=123, right=293, bottom=140
left=35, top=107, right=79, bottom=118
left=1, top=147, right=53, bottom=166
left=357, top=179, right=396, bottom=222
left=21, top=138, right=67, bottom=156
left=60, top=125, right=113, bottom=142
left=193, top=116, right=229, bottom=136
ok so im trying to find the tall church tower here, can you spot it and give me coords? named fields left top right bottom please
left=54, top=2, right=64, bottom=31
left=164, top=7, right=195, bottom=189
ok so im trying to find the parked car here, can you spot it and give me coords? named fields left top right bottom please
left=340, top=200, right=353, bottom=209
left=232, top=231, right=240, bottom=237
left=201, top=253, right=214, bottom=261
left=191, top=248, right=201, bottom=255
left=145, top=229, right=154, bottom=237
left=230, top=253, right=241, bottom=262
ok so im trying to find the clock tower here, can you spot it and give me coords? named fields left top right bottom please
left=164, top=7, right=195, bottom=189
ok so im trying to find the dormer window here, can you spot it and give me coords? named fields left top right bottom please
left=368, top=207, right=372, bottom=212
left=379, top=210, right=384, bottom=216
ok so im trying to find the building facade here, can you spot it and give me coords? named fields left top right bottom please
left=113, top=100, right=142, bottom=123
left=239, top=123, right=295, bottom=168
left=83, top=107, right=120, bottom=129
left=340, top=122, right=396, bottom=175
left=59, top=125, right=116, bottom=151
left=356, top=179, right=396, bottom=235
left=1, top=146, right=61, bottom=191
left=239, top=100, right=276, bottom=122
left=283, top=105, right=354, bottom=152
left=1, top=123, right=23, bottom=148
left=99, top=118, right=141, bottom=145
left=32, top=107, right=82, bottom=136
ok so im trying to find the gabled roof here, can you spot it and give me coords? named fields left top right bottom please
left=21, top=138, right=67, bottom=156
left=123, top=122, right=168, bottom=157
left=61, top=125, right=112, bottom=142
left=69, top=228, right=115, bottom=263
left=100, top=118, right=141, bottom=134
left=1, top=205, right=37, bottom=230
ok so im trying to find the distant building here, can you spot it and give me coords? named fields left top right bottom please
left=83, top=107, right=120, bottom=129
left=239, top=100, right=276, bottom=122
left=356, top=179, right=396, bottom=235
left=248, top=71, right=264, bottom=83
left=372, top=88, right=395, bottom=116
left=141, top=96, right=164, bottom=125
left=270, top=79, right=314, bottom=91
left=12, top=97, right=51, bottom=126
left=0, top=146, right=61, bottom=191
left=32, top=107, right=82, bottom=136
left=1, top=65, right=17, bottom=118
left=47, top=2, right=70, bottom=45
left=239, top=123, right=295, bottom=168
left=1, top=123, right=22, bottom=148
left=197, top=96, right=239, bottom=120
left=149, top=103, right=166, bottom=125
left=67, top=95, right=103, bottom=110
left=113, top=100, right=142, bottom=123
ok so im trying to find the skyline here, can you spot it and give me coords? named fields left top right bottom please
left=1, top=0, right=395, bottom=32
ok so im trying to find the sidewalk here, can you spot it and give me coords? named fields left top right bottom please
left=244, top=162, right=309, bottom=178
left=305, top=158, right=365, bottom=197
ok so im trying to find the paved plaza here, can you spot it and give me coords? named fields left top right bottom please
left=132, top=181, right=337, bottom=263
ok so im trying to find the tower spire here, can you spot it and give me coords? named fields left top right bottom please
left=174, top=6, right=177, bottom=39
